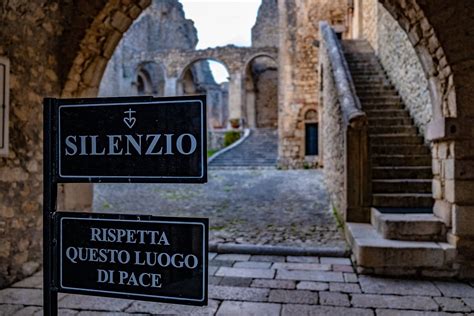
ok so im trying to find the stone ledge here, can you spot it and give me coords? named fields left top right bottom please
left=371, top=208, right=446, bottom=241
left=346, top=222, right=457, bottom=275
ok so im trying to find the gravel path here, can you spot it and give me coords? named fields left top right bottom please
left=93, top=168, right=346, bottom=250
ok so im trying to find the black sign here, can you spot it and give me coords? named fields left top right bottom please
left=55, top=212, right=208, bottom=305
left=53, top=96, right=206, bottom=183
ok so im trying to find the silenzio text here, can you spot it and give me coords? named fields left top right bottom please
left=64, top=228, right=200, bottom=288
left=63, top=133, right=198, bottom=156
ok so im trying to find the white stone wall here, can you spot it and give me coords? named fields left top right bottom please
left=376, top=4, right=432, bottom=136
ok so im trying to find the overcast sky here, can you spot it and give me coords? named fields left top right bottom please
left=179, top=0, right=261, bottom=82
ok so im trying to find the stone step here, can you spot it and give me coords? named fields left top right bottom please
left=350, top=72, right=385, bottom=77
left=352, top=78, right=390, bottom=84
left=346, top=223, right=455, bottom=273
left=357, top=91, right=398, bottom=98
left=368, top=117, right=413, bottom=126
left=372, top=166, right=432, bottom=179
left=372, top=179, right=432, bottom=194
left=359, top=96, right=401, bottom=103
left=355, top=84, right=394, bottom=91
left=372, top=193, right=434, bottom=208
left=363, top=103, right=404, bottom=111
left=209, top=128, right=278, bottom=167
left=368, top=125, right=417, bottom=134
left=371, top=208, right=446, bottom=242
left=370, top=134, right=424, bottom=145
left=365, top=110, right=409, bottom=118
left=371, top=144, right=429, bottom=155
left=372, top=154, right=431, bottom=166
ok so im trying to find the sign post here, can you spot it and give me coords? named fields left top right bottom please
left=43, top=95, right=208, bottom=315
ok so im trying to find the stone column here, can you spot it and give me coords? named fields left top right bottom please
left=245, top=90, right=257, bottom=128
left=164, top=77, right=177, bottom=96
left=228, top=72, right=243, bottom=122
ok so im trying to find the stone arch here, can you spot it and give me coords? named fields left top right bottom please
left=178, top=57, right=230, bottom=129
left=243, top=52, right=277, bottom=73
left=134, top=61, right=166, bottom=96
left=59, top=0, right=152, bottom=212
left=177, top=57, right=231, bottom=86
left=376, top=0, right=455, bottom=121
left=62, top=1, right=152, bottom=98
left=243, top=53, right=278, bottom=128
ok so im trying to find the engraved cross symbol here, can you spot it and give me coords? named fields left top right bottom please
left=123, top=108, right=136, bottom=129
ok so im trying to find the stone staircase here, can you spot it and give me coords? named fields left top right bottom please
left=209, top=129, right=278, bottom=167
left=341, top=40, right=455, bottom=276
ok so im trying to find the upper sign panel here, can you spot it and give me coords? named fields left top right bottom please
left=54, top=96, right=206, bottom=183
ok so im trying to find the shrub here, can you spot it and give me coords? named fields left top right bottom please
left=224, top=131, right=241, bottom=147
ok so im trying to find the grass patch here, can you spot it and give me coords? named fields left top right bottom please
left=207, top=149, right=219, bottom=158
left=224, top=131, right=241, bottom=147
left=332, top=203, right=344, bottom=230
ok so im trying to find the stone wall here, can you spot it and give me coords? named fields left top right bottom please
left=278, top=0, right=349, bottom=168
left=0, top=1, right=63, bottom=287
left=99, top=0, right=198, bottom=97
left=365, top=3, right=432, bottom=136
left=0, top=0, right=123, bottom=287
left=251, top=0, right=279, bottom=48
left=362, top=0, right=378, bottom=51
left=251, top=59, right=278, bottom=128
left=319, top=42, right=345, bottom=217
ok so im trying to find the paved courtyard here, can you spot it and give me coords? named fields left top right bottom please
left=1, top=254, right=474, bottom=315
left=93, top=168, right=346, bottom=250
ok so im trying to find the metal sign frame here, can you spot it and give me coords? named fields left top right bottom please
left=43, top=95, right=208, bottom=316
left=55, top=212, right=208, bottom=305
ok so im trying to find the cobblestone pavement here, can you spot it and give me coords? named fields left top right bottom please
left=93, top=168, right=346, bottom=250
left=2, top=254, right=474, bottom=315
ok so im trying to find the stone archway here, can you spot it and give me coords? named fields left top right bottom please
left=354, top=0, right=474, bottom=277
left=243, top=53, right=278, bottom=129
left=62, top=1, right=152, bottom=98
left=134, top=61, right=166, bottom=96
left=59, top=1, right=152, bottom=211
left=178, top=57, right=230, bottom=129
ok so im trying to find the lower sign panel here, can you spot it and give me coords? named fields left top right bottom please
left=55, top=212, right=208, bottom=305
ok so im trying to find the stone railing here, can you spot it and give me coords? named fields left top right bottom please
left=319, top=22, right=371, bottom=223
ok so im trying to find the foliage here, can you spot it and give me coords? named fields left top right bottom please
left=223, top=131, right=241, bottom=147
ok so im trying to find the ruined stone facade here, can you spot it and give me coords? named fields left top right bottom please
left=251, top=0, right=279, bottom=48
left=99, top=0, right=278, bottom=132
left=99, top=0, right=198, bottom=97
left=278, top=0, right=350, bottom=168
left=0, top=0, right=473, bottom=287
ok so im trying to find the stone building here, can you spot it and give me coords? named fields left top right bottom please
left=0, top=0, right=473, bottom=287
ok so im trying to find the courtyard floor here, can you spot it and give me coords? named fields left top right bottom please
left=1, top=168, right=473, bottom=315
left=93, top=168, right=346, bottom=250
left=1, top=254, right=474, bottom=315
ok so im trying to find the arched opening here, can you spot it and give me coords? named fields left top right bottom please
left=178, top=59, right=230, bottom=130
left=136, top=68, right=152, bottom=95
left=134, top=62, right=166, bottom=96
left=244, top=55, right=278, bottom=129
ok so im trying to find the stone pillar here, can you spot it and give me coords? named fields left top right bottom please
left=60, top=184, right=93, bottom=212
left=245, top=90, right=257, bottom=128
left=164, top=77, right=177, bottom=96
left=228, top=72, right=243, bottom=122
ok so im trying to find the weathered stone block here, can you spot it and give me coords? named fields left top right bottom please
left=445, top=180, right=474, bottom=204
left=452, top=205, right=474, bottom=236
left=216, top=301, right=281, bottom=316
left=319, top=291, right=350, bottom=307
left=269, top=289, right=318, bottom=305
left=351, top=294, right=438, bottom=310
left=433, top=199, right=452, bottom=226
